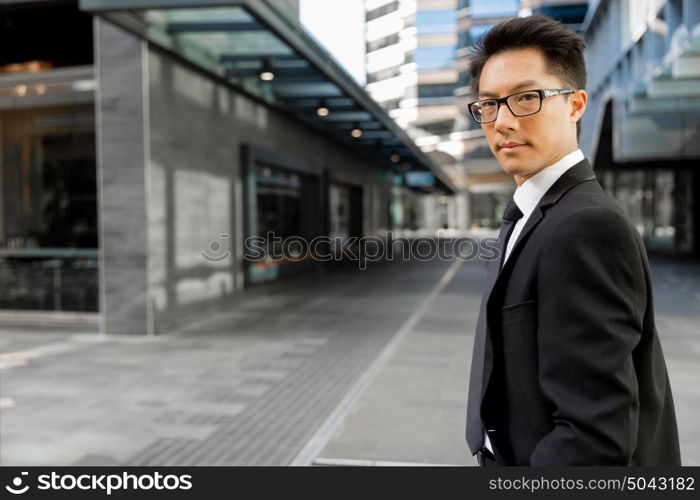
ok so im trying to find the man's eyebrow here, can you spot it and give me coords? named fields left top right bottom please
left=478, top=80, right=540, bottom=98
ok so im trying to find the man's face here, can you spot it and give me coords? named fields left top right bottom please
left=476, top=48, right=586, bottom=185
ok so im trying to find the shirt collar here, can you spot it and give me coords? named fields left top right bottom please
left=512, top=149, right=584, bottom=218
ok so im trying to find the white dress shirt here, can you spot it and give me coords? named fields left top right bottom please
left=483, top=148, right=584, bottom=455
left=504, top=148, right=584, bottom=265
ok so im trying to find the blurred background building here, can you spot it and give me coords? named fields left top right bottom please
left=363, top=0, right=590, bottom=234
left=1, top=1, right=698, bottom=470
left=580, top=0, right=700, bottom=257
left=364, top=0, right=466, bottom=233
left=0, top=0, right=454, bottom=333
left=0, top=0, right=698, bottom=334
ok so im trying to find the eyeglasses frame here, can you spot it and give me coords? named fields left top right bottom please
left=467, top=89, right=576, bottom=124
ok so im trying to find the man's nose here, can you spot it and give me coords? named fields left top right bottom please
left=493, top=101, right=517, bottom=132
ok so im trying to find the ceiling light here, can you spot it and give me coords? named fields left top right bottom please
left=259, top=58, right=275, bottom=81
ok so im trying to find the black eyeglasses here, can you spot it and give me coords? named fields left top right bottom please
left=467, top=89, right=575, bottom=124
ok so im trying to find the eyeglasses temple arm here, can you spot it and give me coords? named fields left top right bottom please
left=543, top=89, right=576, bottom=97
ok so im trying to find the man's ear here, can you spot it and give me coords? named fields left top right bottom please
left=570, top=89, right=587, bottom=124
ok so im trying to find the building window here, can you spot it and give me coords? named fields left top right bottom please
left=0, top=105, right=98, bottom=312
left=367, top=64, right=403, bottom=83
left=415, top=46, right=455, bottom=71
left=468, top=0, right=518, bottom=19
left=457, top=71, right=471, bottom=89
left=367, top=0, right=399, bottom=22
left=416, top=9, right=456, bottom=35
left=418, top=84, right=455, bottom=98
left=601, top=168, right=694, bottom=255
left=534, top=4, right=588, bottom=26
left=381, top=98, right=402, bottom=111
left=469, top=24, right=493, bottom=43
left=418, top=119, right=454, bottom=136
left=366, top=33, right=400, bottom=53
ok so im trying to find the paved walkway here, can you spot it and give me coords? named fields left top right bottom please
left=0, top=253, right=698, bottom=466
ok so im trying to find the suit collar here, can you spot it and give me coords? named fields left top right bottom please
left=479, top=157, right=597, bottom=421
left=500, top=158, right=596, bottom=273
left=483, top=157, right=596, bottom=302
left=512, top=149, right=584, bottom=219
left=537, top=158, right=596, bottom=209
left=479, top=157, right=597, bottom=411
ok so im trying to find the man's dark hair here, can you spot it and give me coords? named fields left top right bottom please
left=469, top=15, right=587, bottom=140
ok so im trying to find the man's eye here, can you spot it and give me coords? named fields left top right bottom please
left=518, top=94, right=537, bottom=102
left=482, top=101, right=497, bottom=108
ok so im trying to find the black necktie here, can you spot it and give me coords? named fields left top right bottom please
left=466, top=200, right=523, bottom=454
left=498, top=201, right=524, bottom=268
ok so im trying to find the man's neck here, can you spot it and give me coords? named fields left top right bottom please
left=514, top=147, right=580, bottom=187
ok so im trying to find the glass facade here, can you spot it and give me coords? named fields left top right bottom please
left=468, top=23, right=493, bottom=43
left=0, top=105, right=98, bottom=311
left=534, top=4, right=588, bottom=28
left=418, top=83, right=457, bottom=98
left=248, top=159, right=328, bottom=284
left=468, top=0, right=518, bottom=19
left=255, top=163, right=303, bottom=242
left=416, top=9, right=457, bottom=35
left=598, top=169, right=694, bottom=255
left=415, top=46, right=456, bottom=71
left=0, top=3, right=98, bottom=313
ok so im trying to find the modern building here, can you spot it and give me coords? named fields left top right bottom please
left=580, top=0, right=700, bottom=257
left=365, top=1, right=589, bottom=232
left=0, top=0, right=454, bottom=334
left=365, top=0, right=459, bottom=135
left=364, top=0, right=469, bottom=232
left=453, top=0, right=523, bottom=229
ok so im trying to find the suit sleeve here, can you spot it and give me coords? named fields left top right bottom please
left=529, top=206, right=646, bottom=465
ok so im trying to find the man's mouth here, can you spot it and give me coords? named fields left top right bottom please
left=499, top=141, right=526, bottom=151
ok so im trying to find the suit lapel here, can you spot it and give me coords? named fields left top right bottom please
left=480, top=158, right=597, bottom=399
left=479, top=159, right=596, bottom=314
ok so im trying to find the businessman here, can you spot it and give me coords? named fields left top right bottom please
left=465, top=15, right=681, bottom=466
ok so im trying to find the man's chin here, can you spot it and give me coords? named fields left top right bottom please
left=498, top=160, right=527, bottom=177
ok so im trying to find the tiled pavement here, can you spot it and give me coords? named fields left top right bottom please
left=0, top=254, right=698, bottom=466
left=0, top=258, right=466, bottom=466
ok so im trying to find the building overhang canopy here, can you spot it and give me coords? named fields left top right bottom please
left=79, top=0, right=456, bottom=194
left=643, top=22, right=700, bottom=101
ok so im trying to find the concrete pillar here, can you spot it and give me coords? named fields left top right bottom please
left=94, top=18, right=152, bottom=335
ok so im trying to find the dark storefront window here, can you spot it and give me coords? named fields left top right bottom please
left=248, top=162, right=319, bottom=284
left=0, top=105, right=98, bottom=311
left=256, top=164, right=303, bottom=241
left=599, top=168, right=693, bottom=255
left=0, top=4, right=96, bottom=313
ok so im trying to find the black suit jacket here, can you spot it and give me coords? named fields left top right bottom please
left=467, top=158, right=681, bottom=465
